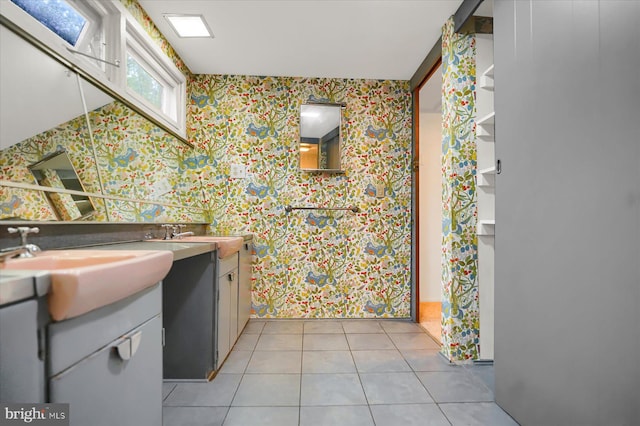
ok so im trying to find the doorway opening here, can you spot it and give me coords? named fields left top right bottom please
left=415, top=60, right=443, bottom=343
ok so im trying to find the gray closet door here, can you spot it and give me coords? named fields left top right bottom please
left=493, top=1, right=640, bottom=425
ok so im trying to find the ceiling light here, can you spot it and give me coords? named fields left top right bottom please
left=164, top=14, right=213, bottom=38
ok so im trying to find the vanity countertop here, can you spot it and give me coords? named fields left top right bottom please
left=89, top=233, right=253, bottom=260
left=90, top=241, right=218, bottom=261
left=0, top=269, right=50, bottom=306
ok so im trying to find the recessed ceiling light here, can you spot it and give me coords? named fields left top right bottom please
left=164, top=14, right=213, bottom=38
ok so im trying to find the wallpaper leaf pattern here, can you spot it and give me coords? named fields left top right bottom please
left=187, top=75, right=413, bottom=318
left=441, top=18, right=480, bottom=361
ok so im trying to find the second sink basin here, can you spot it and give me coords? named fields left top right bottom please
left=1, top=249, right=173, bottom=321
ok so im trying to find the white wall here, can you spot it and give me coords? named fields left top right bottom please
left=494, top=1, right=640, bottom=424
left=419, top=112, right=442, bottom=302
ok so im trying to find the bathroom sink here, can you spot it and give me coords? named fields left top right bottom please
left=148, top=236, right=244, bottom=259
left=1, top=249, right=173, bottom=321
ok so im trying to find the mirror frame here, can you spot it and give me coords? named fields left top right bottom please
left=299, top=102, right=345, bottom=173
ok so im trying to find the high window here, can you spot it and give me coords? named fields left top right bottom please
left=9, top=0, right=109, bottom=73
left=11, top=0, right=86, bottom=45
left=124, top=18, right=185, bottom=129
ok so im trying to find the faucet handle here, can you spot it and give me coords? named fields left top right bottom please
left=160, top=224, right=175, bottom=240
left=8, top=227, right=39, bottom=245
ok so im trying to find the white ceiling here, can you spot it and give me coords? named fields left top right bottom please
left=138, top=0, right=463, bottom=80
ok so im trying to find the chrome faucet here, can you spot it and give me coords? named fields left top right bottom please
left=172, top=224, right=194, bottom=240
left=160, top=224, right=194, bottom=240
left=1, top=227, right=41, bottom=262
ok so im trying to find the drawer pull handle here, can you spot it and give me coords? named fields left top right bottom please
left=130, top=330, right=142, bottom=357
left=115, top=330, right=143, bottom=360
left=228, top=272, right=235, bottom=282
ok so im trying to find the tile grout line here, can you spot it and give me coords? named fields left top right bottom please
left=298, top=324, right=304, bottom=426
left=349, top=320, right=378, bottom=425
left=222, top=324, right=262, bottom=425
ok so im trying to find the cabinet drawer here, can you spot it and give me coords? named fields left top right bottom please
left=218, top=253, right=238, bottom=277
left=49, top=315, right=162, bottom=426
left=48, top=283, right=161, bottom=376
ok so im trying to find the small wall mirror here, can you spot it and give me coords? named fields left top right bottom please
left=29, top=151, right=96, bottom=220
left=299, top=103, right=343, bottom=172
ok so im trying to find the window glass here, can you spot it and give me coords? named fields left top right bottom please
left=126, top=53, right=164, bottom=110
left=11, top=0, right=87, bottom=46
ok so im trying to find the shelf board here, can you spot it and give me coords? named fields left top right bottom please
left=477, top=125, right=494, bottom=141
left=477, top=220, right=495, bottom=236
left=477, top=168, right=496, bottom=187
left=482, top=64, right=494, bottom=77
left=479, top=75, right=494, bottom=91
left=477, top=176, right=495, bottom=187
left=478, top=166, right=496, bottom=175
left=477, top=111, right=495, bottom=125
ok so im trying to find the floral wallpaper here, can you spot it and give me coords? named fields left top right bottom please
left=187, top=75, right=413, bottom=318
left=441, top=18, right=480, bottom=360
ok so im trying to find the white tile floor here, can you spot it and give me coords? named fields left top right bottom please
left=162, top=319, right=519, bottom=426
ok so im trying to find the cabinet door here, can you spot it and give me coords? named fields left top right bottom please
left=216, top=268, right=239, bottom=368
left=217, top=274, right=231, bottom=368
left=0, top=299, right=45, bottom=403
left=228, top=269, right=238, bottom=344
left=49, top=315, right=162, bottom=426
left=237, top=242, right=252, bottom=335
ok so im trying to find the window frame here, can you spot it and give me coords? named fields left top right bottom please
left=3, top=0, right=115, bottom=75
left=121, top=15, right=185, bottom=132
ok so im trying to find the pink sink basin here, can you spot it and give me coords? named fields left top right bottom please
left=1, top=249, right=173, bottom=321
left=149, top=236, right=244, bottom=259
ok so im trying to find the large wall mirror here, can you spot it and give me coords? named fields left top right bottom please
left=299, top=103, right=344, bottom=173
left=0, top=21, right=204, bottom=223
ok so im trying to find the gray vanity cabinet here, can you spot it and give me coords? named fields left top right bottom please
left=0, top=299, right=46, bottom=403
left=0, top=272, right=49, bottom=403
left=162, top=252, right=217, bottom=380
left=216, top=253, right=239, bottom=368
left=237, top=241, right=252, bottom=336
left=47, top=283, right=163, bottom=426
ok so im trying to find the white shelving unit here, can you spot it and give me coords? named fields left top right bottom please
left=476, top=32, right=495, bottom=361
